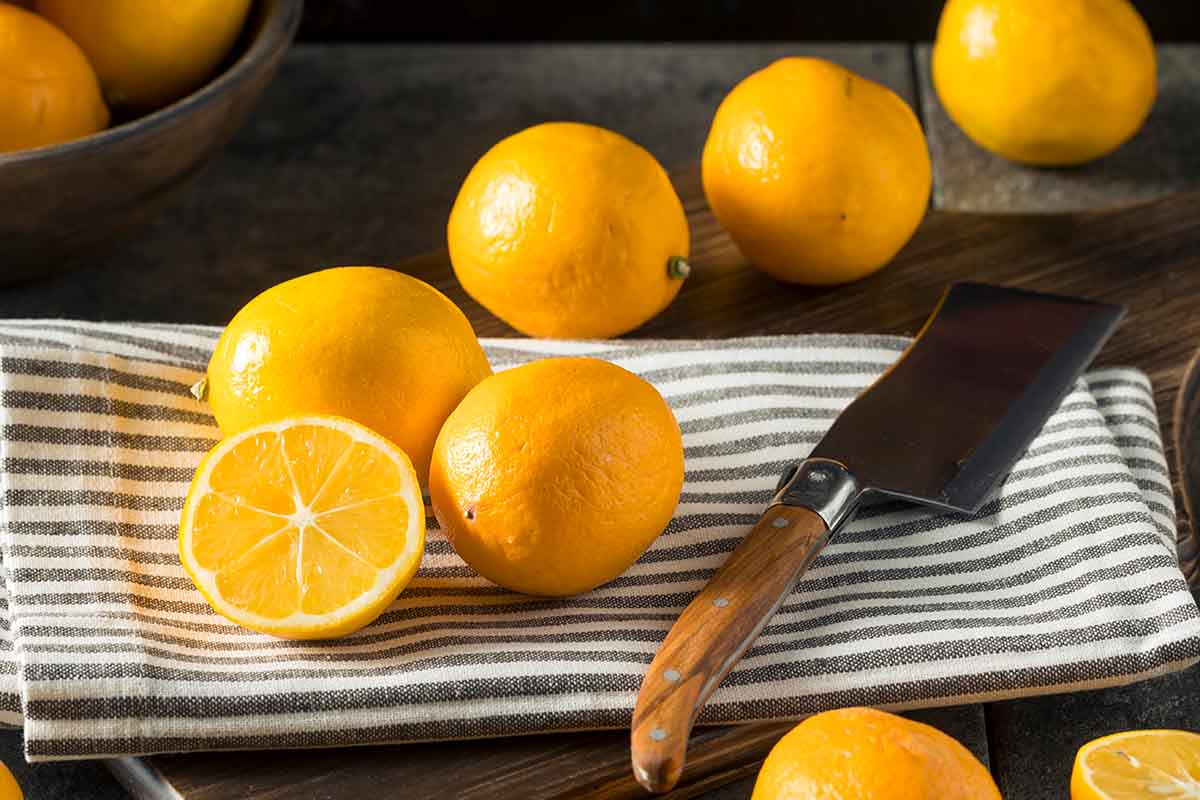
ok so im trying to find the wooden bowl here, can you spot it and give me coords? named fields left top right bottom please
left=1173, top=348, right=1200, bottom=587
left=0, top=0, right=303, bottom=283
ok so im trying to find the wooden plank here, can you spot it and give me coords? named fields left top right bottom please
left=112, top=705, right=988, bottom=800
left=918, top=44, right=1200, bottom=213
left=108, top=165, right=1200, bottom=798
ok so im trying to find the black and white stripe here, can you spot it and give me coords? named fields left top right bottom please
left=0, top=321, right=1196, bottom=761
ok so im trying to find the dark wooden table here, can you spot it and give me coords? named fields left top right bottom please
left=4, top=43, right=1200, bottom=800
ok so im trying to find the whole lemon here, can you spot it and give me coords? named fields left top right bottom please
left=202, top=267, right=491, bottom=485
left=0, top=4, right=108, bottom=153
left=932, top=0, right=1156, bottom=166
left=702, top=58, right=931, bottom=285
left=429, top=357, right=684, bottom=596
left=752, top=708, right=1001, bottom=800
left=38, top=0, right=252, bottom=111
left=447, top=122, right=690, bottom=339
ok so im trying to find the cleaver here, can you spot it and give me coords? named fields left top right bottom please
left=630, top=282, right=1124, bottom=793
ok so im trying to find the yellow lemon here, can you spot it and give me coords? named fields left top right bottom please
left=38, top=0, right=253, bottom=110
left=0, top=760, right=21, bottom=800
left=932, top=0, right=1156, bottom=166
left=179, top=415, right=425, bottom=639
left=1071, top=729, right=1200, bottom=799
left=200, top=267, right=492, bottom=485
left=753, top=708, right=1001, bottom=800
left=430, top=357, right=684, bottom=596
left=447, top=122, right=690, bottom=339
left=703, top=58, right=931, bottom=285
left=0, top=3, right=108, bottom=153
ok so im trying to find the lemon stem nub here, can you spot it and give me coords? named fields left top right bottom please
left=668, top=256, right=691, bottom=280
left=190, top=377, right=209, bottom=402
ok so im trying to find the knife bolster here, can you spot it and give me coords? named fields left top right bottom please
left=771, top=458, right=861, bottom=531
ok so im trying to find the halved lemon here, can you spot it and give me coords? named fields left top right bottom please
left=1072, top=729, right=1200, bottom=799
left=179, top=415, right=425, bottom=639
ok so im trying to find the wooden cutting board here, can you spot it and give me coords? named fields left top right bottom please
left=108, top=167, right=1200, bottom=799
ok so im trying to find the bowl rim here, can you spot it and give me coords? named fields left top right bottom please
left=0, top=0, right=304, bottom=166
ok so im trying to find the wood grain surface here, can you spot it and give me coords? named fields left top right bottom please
left=111, top=167, right=1200, bottom=799
left=632, top=505, right=829, bottom=793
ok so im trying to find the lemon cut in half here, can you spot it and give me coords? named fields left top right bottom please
left=1072, top=729, right=1200, bottom=800
left=179, top=415, right=425, bottom=639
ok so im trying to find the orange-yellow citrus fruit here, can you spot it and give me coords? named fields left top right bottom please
left=448, top=122, right=690, bottom=339
left=752, top=707, right=1001, bottom=800
left=0, top=760, right=21, bottom=800
left=37, top=0, right=253, bottom=110
left=201, top=267, right=491, bottom=486
left=0, top=3, right=108, bottom=153
left=1071, top=729, right=1200, bottom=799
left=179, top=415, right=425, bottom=639
left=702, top=57, right=931, bottom=285
left=430, top=357, right=684, bottom=596
left=933, top=0, right=1156, bottom=166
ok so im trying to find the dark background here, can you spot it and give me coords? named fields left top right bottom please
left=296, top=1, right=1200, bottom=41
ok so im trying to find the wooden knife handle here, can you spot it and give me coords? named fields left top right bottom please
left=630, top=504, right=831, bottom=793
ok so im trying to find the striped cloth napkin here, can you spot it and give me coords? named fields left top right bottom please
left=0, top=321, right=1197, bottom=762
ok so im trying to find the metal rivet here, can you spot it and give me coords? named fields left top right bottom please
left=664, top=669, right=681, bottom=683
left=650, top=728, right=668, bottom=742
left=772, top=517, right=790, bottom=529
left=713, top=596, right=730, bottom=608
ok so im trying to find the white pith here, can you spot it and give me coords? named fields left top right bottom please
left=180, top=416, right=425, bottom=634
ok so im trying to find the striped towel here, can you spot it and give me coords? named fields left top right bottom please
left=0, top=321, right=1197, bottom=762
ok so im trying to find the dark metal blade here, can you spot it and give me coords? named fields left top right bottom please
left=810, top=282, right=1124, bottom=514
